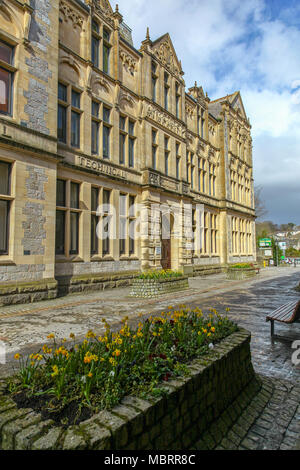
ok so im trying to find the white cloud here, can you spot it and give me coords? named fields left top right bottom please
left=114, top=0, right=300, bottom=223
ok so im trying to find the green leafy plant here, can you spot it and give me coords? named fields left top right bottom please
left=10, top=306, right=238, bottom=419
left=229, top=263, right=254, bottom=269
left=138, top=269, right=184, bottom=279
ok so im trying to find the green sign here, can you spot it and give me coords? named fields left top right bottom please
left=259, top=238, right=272, bottom=248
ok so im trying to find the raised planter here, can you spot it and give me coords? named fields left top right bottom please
left=129, top=276, right=189, bottom=298
left=0, top=328, right=261, bottom=450
left=226, top=267, right=257, bottom=280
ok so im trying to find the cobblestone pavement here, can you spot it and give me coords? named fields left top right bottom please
left=0, top=266, right=300, bottom=449
left=193, top=375, right=300, bottom=450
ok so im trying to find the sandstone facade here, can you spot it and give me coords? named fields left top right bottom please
left=0, top=0, right=256, bottom=304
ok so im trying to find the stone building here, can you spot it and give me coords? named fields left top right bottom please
left=0, top=0, right=256, bottom=304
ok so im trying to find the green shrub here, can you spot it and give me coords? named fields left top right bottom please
left=138, top=269, right=184, bottom=279
left=229, top=263, right=254, bottom=269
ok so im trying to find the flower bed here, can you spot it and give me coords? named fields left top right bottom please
left=131, top=270, right=188, bottom=298
left=226, top=263, right=257, bottom=280
left=6, top=307, right=236, bottom=427
left=138, top=269, right=184, bottom=280
left=0, top=324, right=259, bottom=450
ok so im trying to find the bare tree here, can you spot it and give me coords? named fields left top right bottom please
left=254, top=185, right=268, bottom=220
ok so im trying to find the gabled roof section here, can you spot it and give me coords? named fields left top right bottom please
left=210, top=91, right=248, bottom=120
left=94, top=0, right=114, bottom=16
left=152, top=33, right=184, bottom=80
left=230, top=92, right=247, bottom=120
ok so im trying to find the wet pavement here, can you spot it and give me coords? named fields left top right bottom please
left=0, top=266, right=300, bottom=449
left=0, top=266, right=299, bottom=382
left=189, top=270, right=300, bottom=384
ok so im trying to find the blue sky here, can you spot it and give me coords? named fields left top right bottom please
left=115, top=0, right=300, bottom=225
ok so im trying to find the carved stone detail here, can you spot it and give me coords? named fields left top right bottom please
left=208, top=123, right=216, bottom=135
left=88, top=70, right=110, bottom=95
left=92, top=0, right=114, bottom=26
left=120, top=51, right=137, bottom=75
left=60, top=1, right=84, bottom=29
left=149, top=172, right=161, bottom=186
left=146, top=104, right=185, bottom=138
left=186, top=132, right=194, bottom=146
left=197, top=140, right=206, bottom=154
left=153, top=40, right=181, bottom=78
left=119, top=91, right=135, bottom=109
left=185, top=104, right=194, bottom=119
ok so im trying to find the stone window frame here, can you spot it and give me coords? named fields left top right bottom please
left=190, top=152, right=195, bottom=190
left=201, top=211, right=218, bottom=256
left=90, top=186, right=112, bottom=258
left=0, top=160, right=14, bottom=256
left=231, top=216, right=241, bottom=255
left=210, top=213, right=218, bottom=255
left=151, top=128, right=158, bottom=170
left=151, top=60, right=158, bottom=102
left=203, top=211, right=209, bottom=255
left=192, top=207, right=197, bottom=256
left=246, top=220, right=252, bottom=255
left=186, top=150, right=190, bottom=183
left=230, top=170, right=236, bottom=201
left=175, top=82, right=181, bottom=119
left=200, top=109, right=206, bottom=139
left=91, top=19, right=101, bottom=68
left=198, top=157, right=206, bottom=194
left=164, top=72, right=169, bottom=111
left=103, top=26, right=112, bottom=75
left=186, top=151, right=195, bottom=187
left=175, top=142, right=181, bottom=180
left=55, top=179, right=82, bottom=259
left=57, top=82, right=83, bottom=149
left=0, top=38, right=17, bottom=117
left=119, top=114, right=136, bottom=168
left=103, top=104, right=112, bottom=159
left=164, top=135, right=169, bottom=176
left=209, top=163, right=216, bottom=197
left=119, top=192, right=137, bottom=258
left=91, top=100, right=101, bottom=155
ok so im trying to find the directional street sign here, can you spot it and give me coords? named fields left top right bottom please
left=259, top=238, right=272, bottom=248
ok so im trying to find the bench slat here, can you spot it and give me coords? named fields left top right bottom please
left=266, top=300, right=300, bottom=324
left=266, top=303, right=295, bottom=320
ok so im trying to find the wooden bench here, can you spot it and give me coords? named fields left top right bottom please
left=266, top=300, right=300, bottom=337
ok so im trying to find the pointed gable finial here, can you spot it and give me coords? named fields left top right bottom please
left=146, top=27, right=150, bottom=41
left=116, top=4, right=119, bottom=12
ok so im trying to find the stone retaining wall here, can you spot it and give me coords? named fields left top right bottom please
left=226, top=268, right=257, bottom=280
left=56, top=271, right=140, bottom=296
left=0, top=328, right=261, bottom=450
left=0, top=279, right=57, bottom=306
left=191, top=265, right=223, bottom=277
left=129, top=276, right=189, bottom=298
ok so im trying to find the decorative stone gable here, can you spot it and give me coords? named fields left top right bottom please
left=231, top=93, right=248, bottom=120
left=92, top=0, right=114, bottom=25
left=152, top=35, right=183, bottom=79
left=188, top=82, right=210, bottom=107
